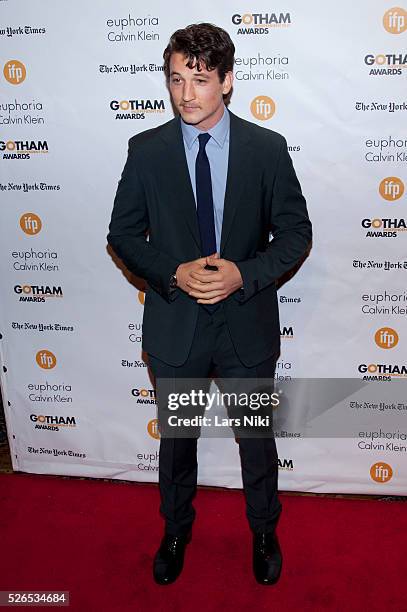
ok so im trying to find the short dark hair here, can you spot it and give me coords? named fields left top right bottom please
left=163, top=23, right=235, bottom=82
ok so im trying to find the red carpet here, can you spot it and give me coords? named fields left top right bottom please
left=0, top=473, right=406, bottom=611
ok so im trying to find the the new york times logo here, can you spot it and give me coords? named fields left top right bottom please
left=0, top=181, right=60, bottom=192
left=353, top=258, right=407, bottom=271
left=100, top=63, right=163, bottom=75
left=0, top=25, right=46, bottom=37
left=28, top=446, right=86, bottom=459
left=355, top=101, right=407, bottom=113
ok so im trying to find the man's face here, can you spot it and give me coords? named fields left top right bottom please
left=168, top=51, right=233, bottom=131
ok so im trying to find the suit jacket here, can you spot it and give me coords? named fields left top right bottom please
left=107, top=110, right=312, bottom=367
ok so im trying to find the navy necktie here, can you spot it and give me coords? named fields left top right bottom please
left=195, top=133, right=219, bottom=313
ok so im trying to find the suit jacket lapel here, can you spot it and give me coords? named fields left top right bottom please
left=220, top=111, right=251, bottom=255
left=159, top=117, right=201, bottom=250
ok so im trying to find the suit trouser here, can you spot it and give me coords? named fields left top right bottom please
left=147, top=303, right=282, bottom=536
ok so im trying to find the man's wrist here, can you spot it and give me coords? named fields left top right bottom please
left=168, top=266, right=179, bottom=299
left=169, top=271, right=178, bottom=289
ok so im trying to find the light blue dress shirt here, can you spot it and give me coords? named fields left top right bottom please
left=180, top=105, right=230, bottom=254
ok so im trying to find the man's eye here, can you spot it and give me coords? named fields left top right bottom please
left=196, top=79, right=206, bottom=84
left=171, top=78, right=181, bottom=84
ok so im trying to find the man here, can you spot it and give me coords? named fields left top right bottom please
left=107, top=23, right=312, bottom=585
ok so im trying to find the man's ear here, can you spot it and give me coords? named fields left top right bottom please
left=222, top=71, right=234, bottom=96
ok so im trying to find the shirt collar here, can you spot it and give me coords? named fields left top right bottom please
left=181, top=105, right=230, bottom=150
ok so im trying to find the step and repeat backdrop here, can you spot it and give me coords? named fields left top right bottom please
left=0, top=0, right=406, bottom=494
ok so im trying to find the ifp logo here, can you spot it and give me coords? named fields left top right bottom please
left=374, top=327, right=399, bottom=349
left=147, top=418, right=160, bottom=439
left=250, top=95, right=275, bottom=120
left=35, top=350, right=57, bottom=369
left=19, top=213, right=42, bottom=235
left=379, top=177, right=404, bottom=201
left=3, top=60, right=26, bottom=84
left=383, top=7, right=407, bottom=33
left=370, top=462, right=393, bottom=483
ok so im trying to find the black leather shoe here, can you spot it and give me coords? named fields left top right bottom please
left=253, top=532, right=282, bottom=585
left=153, top=531, right=191, bottom=585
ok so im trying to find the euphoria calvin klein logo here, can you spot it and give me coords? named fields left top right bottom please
left=20, top=213, right=42, bottom=235
left=36, top=350, right=57, bottom=369
left=3, top=60, right=26, bottom=84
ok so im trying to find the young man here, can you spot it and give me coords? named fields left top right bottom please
left=107, top=23, right=312, bottom=585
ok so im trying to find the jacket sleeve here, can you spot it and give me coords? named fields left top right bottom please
left=107, top=138, right=181, bottom=302
left=233, top=136, right=312, bottom=303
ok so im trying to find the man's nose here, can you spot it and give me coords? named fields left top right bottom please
left=182, top=81, right=195, bottom=102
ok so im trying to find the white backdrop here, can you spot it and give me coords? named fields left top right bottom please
left=1, top=0, right=406, bottom=494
